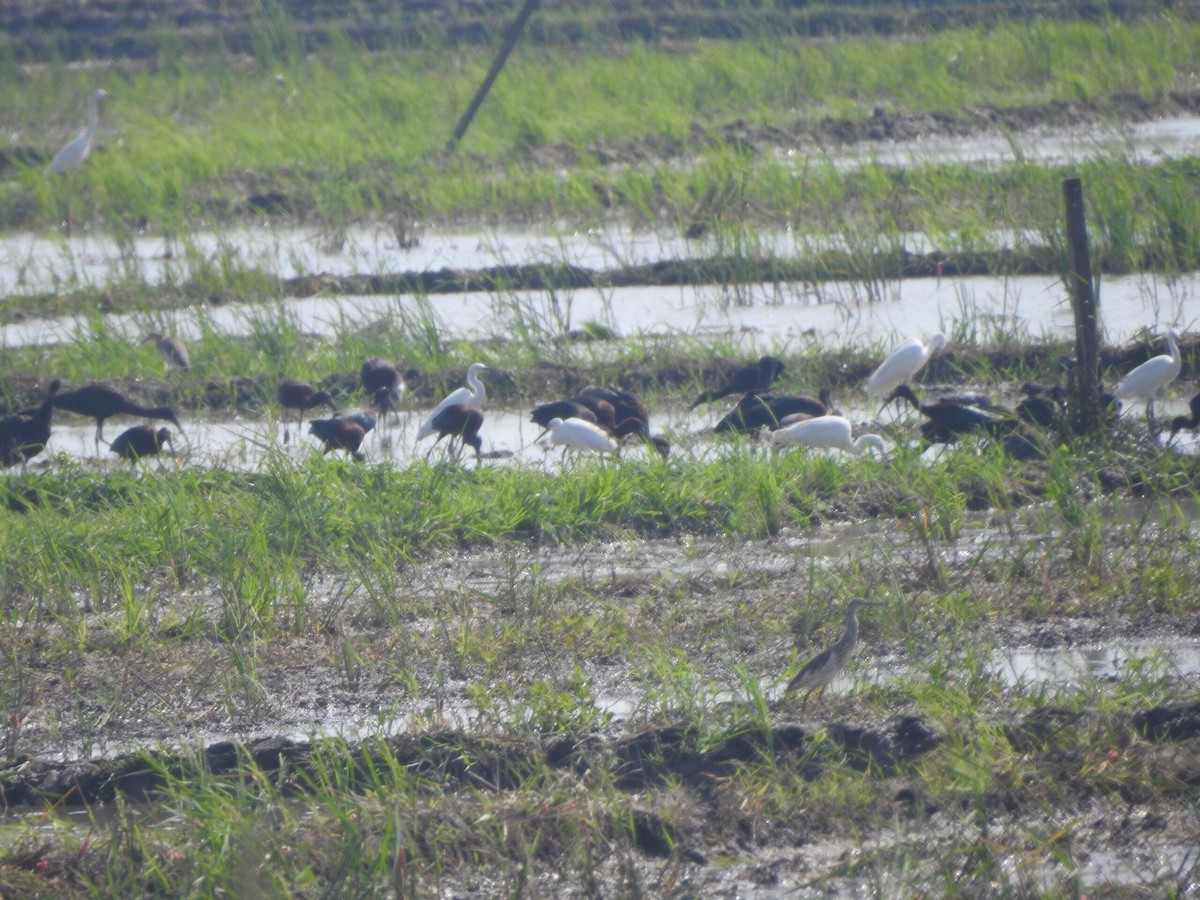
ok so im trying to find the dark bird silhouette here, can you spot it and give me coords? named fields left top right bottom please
left=429, top=403, right=484, bottom=459
left=688, top=356, right=785, bottom=410
left=713, top=390, right=829, bottom=434
left=360, top=357, right=405, bottom=419
left=0, top=379, right=60, bottom=467
left=1170, top=391, right=1200, bottom=440
left=1016, top=383, right=1066, bottom=428
left=278, top=379, right=336, bottom=444
left=53, top=384, right=183, bottom=448
left=335, top=388, right=395, bottom=436
left=308, top=417, right=367, bottom=461
left=110, top=425, right=173, bottom=464
left=886, top=384, right=1015, bottom=445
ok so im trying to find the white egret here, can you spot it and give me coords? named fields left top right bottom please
left=865, top=333, right=947, bottom=398
left=544, top=417, right=618, bottom=454
left=46, top=89, right=108, bottom=175
left=768, top=415, right=885, bottom=456
left=416, top=363, right=487, bottom=441
left=1113, top=329, right=1181, bottom=425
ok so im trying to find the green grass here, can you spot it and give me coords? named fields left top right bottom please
left=1, top=17, right=1198, bottom=233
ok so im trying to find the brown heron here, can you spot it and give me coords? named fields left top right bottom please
left=786, top=599, right=879, bottom=710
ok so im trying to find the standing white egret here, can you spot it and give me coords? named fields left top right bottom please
left=544, top=417, right=618, bottom=455
left=46, top=89, right=108, bottom=175
left=768, top=415, right=886, bottom=456
left=1113, top=329, right=1181, bottom=426
left=865, top=333, right=947, bottom=398
left=416, top=363, right=487, bottom=441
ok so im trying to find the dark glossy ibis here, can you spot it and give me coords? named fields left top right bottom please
left=308, top=418, right=367, bottom=461
left=54, top=383, right=183, bottom=448
left=428, top=403, right=484, bottom=459
left=886, top=384, right=1015, bottom=445
left=417, top=363, right=487, bottom=442
left=713, top=391, right=829, bottom=434
left=577, top=385, right=670, bottom=457
left=360, top=357, right=405, bottom=419
left=688, top=356, right=785, bottom=410
left=278, top=379, right=336, bottom=444
left=1015, top=383, right=1066, bottom=428
left=0, top=379, right=60, bottom=467
left=1170, top=391, right=1200, bottom=440
left=110, top=425, right=173, bottom=464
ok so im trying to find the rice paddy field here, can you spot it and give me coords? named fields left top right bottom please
left=1, top=0, right=1200, bottom=895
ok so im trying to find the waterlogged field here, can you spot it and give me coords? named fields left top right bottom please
left=1, top=4, right=1200, bottom=897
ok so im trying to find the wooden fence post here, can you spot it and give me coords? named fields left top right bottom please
left=1063, top=177, right=1100, bottom=434
left=447, top=0, right=543, bottom=151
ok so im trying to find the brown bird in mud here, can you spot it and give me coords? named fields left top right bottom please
left=0, top=379, right=60, bottom=467
left=428, top=403, right=484, bottom=459
left=53, top=383, right=183, bottom=449
left=308, top=417, right=367, bottom=461
left=110, top=424, right=173, bottom=464
left=143, top=332, right=191, bottom=371
left=278, top=379, right=336, bottom=444
left=786, top=599, right=879, bottom=711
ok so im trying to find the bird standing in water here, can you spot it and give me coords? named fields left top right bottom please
left=278, top=379, right=336, bottom=444
left=417, top=363, right=487, bottom=442
left=54, top=383, right=183, bottom=449
left=786, top=599, right=879, bottom=710
left=110, top=424, right=173, bottom=464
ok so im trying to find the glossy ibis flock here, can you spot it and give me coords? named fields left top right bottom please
left=1, top=329, right=1193, bottom=472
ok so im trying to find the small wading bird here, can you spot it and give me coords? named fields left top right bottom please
left=767, top=415, right=885, bottom=456
left=1170, top=391, right=1200, bottom=442
left=688, top=356, right=785, bottom=410
left=144, top=332, right=191, bottom=371
left=544, top=416, right=618, bottom=456
left=46, top=89, right=108, bottom=175
left=1113, top=329, right=1181, bottom=428
left=866, top=333, right=947, bottom=399
left=53, top=383, right=183, bottom=449
left=0, top=379, right=60, bottom=467
left=428, top=403, right=484, bottom=459
left=360, top=357, right=405, bottom=420
left=531, top=399, right=600, bottom=440
left=110, top=425, right=172, bottom=464
left=786, top=599, right=879, bottom=711
left=416, top=362, right=487, bottom=442
left=308, top=417, right=368, bottom=461
left=278, top=379, right=336, bottom=444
